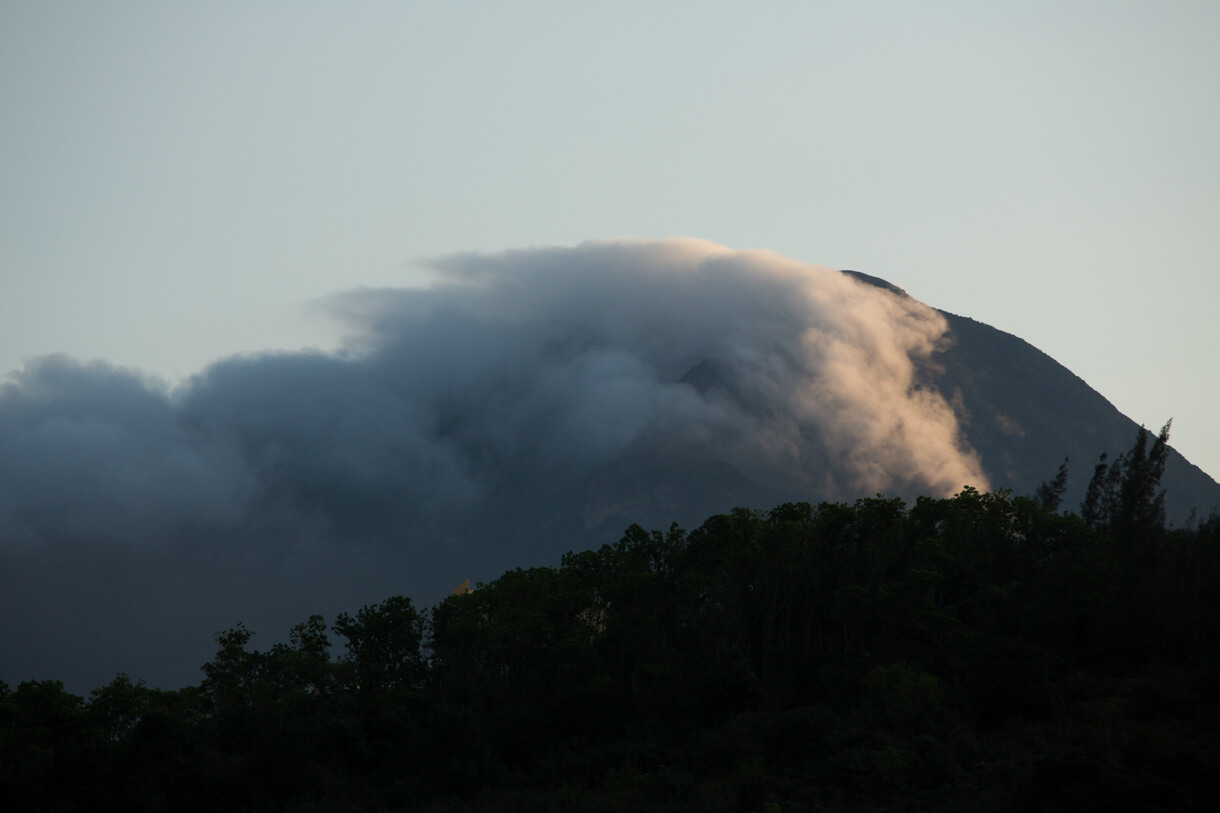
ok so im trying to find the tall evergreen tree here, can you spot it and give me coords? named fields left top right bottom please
left=1079, top=420, right=1172, bottom=536
left=1117, top=419, right=1171, bottom=536
left=1081, top=452, right=1109, bottom=530
left=1035, top=457, right=1069, bottom=511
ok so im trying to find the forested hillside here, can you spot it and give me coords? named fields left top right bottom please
left=4, top=427, right=1219, bottom=811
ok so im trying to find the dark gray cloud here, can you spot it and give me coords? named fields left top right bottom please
left=0, top=356, right=254, bottom=546
left=0, top=239, right=986, bottom=692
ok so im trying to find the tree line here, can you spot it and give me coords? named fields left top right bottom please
left=3, top=422, right=1219, bottom=811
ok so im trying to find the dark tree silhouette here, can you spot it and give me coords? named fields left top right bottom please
left=1035, top=457, right=1069, bottom=511
left=1080, top=420, right=1172, bottom=537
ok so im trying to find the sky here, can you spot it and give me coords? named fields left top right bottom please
left=2, top=0, right=1217, bottom=482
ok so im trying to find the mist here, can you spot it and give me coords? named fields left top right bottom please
left=0, top=239, right=987, bottom=692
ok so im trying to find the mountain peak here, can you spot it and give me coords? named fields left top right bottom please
left=841, top=269, right=908, bottom=298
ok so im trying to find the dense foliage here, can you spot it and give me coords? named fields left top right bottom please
left=4, top=425, right=1219, bottom=811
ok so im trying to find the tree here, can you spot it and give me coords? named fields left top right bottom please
left=1079, top=420, right=1172, bottom=538
left=269, top=614, right=333, bottom=699
left=88, top=673, right=150, bottom=742
left=1081, top=453, right=1109, bottom=530
left=1117, top=420, right=1171, bottom=538
left=334, top=596, right=425, bottom=698
left=200, top=624, right=261, bottom=721
left=1035, top=457, right=1069, bottom=511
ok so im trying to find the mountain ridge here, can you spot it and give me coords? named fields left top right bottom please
left=840, top=268, right=1218, bottom=521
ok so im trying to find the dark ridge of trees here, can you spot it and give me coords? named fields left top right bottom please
left=4, top=423, right=1220, bottom=811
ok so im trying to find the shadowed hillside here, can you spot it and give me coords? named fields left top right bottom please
left=842, top=270, right=1220, bottom=524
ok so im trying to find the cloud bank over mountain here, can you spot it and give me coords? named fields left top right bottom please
left=2, top=239, right=986, bottom=548
left=0, top=239, right=989, bottom=690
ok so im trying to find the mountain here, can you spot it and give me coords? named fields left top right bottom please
left=843, top=271, right=1218, bottom=525
left=566, top=272, right=1219, bottom=542
left=934, top=310, right=1217, bottom=523
left=2, top=240, right=1218, bottom=694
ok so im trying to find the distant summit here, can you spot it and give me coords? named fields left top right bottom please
left=841, top=269, right=909, bottom=298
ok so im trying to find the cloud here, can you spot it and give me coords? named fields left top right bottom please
left=0, top=356, right=255, bottom=547
left=330, top=238, right=986, bottom=499
left=0, top=238, right=987, bottom=691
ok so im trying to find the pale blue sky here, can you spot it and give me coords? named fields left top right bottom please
left=3, top=0, right=1217, bottom=479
